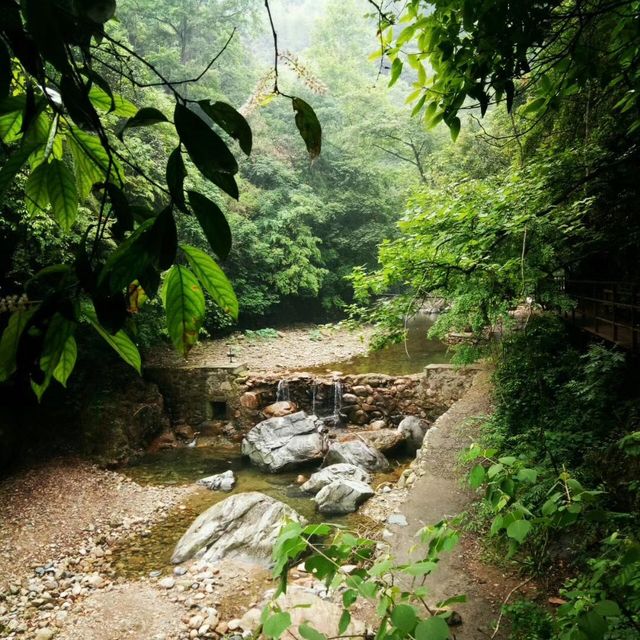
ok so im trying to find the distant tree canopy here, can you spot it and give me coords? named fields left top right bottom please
left=352, top=0, right=640, bottom=354
left=0, top=0, right=322, bottom=397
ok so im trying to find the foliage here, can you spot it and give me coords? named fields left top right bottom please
left=0, top=0, right=322, bottom=397
left=262, top=519, right=463, bottom=640
left=371, top=0, right=640, bottom=138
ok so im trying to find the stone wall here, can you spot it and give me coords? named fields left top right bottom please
left=143, top=363, right=484, bottom=438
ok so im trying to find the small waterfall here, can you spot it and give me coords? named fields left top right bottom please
left=276, top=379, right=290, bottom=403
left=332, top=379, right=343, bottom=422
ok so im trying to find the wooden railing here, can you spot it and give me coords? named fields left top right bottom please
left=559, top=279, right=640, bottom=351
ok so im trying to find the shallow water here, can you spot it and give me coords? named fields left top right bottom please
left=304, top=314, right=450, bottom=376
left=114, top=445, right=410, bottom=577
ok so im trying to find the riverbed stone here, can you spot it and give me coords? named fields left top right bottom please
left=343, top=429, right=405, bottom=453
left=300, top=464, right=370, bottom=494
left=397, top=416, right=429, bottom=448
left=241, top=412, right=327, bottom=472
left=314, top=479, right=374, bottom=514
left=323, top=440, right=389, bottom=471
left=171, top=492, right=304, bottom=566
left=197, top=470, right=235, bottom=492
left=262, top=401, right=298, bottom=418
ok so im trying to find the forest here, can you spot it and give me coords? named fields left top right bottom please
left=0, top=1, right=639, bottom=640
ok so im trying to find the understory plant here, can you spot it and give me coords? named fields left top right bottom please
left=261, top=519, right=464, bottom=640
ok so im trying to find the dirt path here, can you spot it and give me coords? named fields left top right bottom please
left=143, top=323, right=373, bottom=372
left=365, top=370, right=538, bottom=639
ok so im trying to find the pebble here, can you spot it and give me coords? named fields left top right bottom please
left=387, top=513, right=408, bottom=526
left=34, top=629, right=56, bottom=640
left=159, top=577, right=176, bottom=589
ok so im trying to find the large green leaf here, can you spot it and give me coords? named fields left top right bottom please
left=32, top=312, right=75, bottom=400
left=166, top=146, right=187, bottom=208
left=414, top=616, right=450, bottom=640
left=0, top=307, right=35, bottom=381
left=52, top=334, right=77, bottom=387
left=181, top=244, right=238, bottom=319
left=174, top=103, right=238, bottom=181
left=298, top=623, right=327, bottom=640
left=506, top=519, right=532, bottom=544
left=292, top=97, right=321, bottom=159
left=46, top=159, right=78, bottom=230
left=163, top=265, right=205, bottom=356
left=198, top=100, right=252, bottom=155
left=84, top=306, right=141, bottom=374
left=263, top=612, right=292, bottom=640
left=25, top=161, right=50, bottom=215
left=187, top=191, right=232, bottom=260
left=390, top=604, right=418, bottom=633
left=116, top=107, right=169, bottom=140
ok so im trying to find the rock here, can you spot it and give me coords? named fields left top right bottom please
left=314, top=479, right=374, bottom=514
left=301, top=464, right=371, bottom=495
left=34, top=629, right=56, bottom=640
left=159, top=577, right=176, bottom=589
left=197, top=470, right=235, bottom=492
left=240, top=392, right=261, bottom=410
left=172, top=492, right=304, bottom=566
left=241, top=412, right=327, bottom=472
left=369, top=419, right=387, bottom=430
left=263, top=401, right=298, bottom=418
left=397, top=416, right=429, bottom=448
left=352, top=385, right=368, bottom=397
left=340, top=393, right=358, bottom=405
left=295, top=474, right=307, bottom=485
left=175, top=423, right=196, bottom=441
left=387, top=513, right=408, bottom=526
left=341, top=429, right=405, bottom=453
left=324, top=440, right=389, bottom=471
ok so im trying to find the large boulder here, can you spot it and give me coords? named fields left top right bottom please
left=314, top=479, right=374, bottom=514
left=171, top=492, right=303, bottom=566
left=397, top=416, right=429, bottom=448
left=242, top=412, right=327, bottom=472
left=341, top=429, right=405, bottom=453
left=301, top=463, right=371, bottom=495
left=323, top=440, right=389, bottom=472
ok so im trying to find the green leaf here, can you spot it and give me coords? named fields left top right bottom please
left=116, top=107, right=169, bottom=140
left=338, top=610, right=351, bottom=635
left=449, top=116, right=461, bottom=142
left=292, top=97, right=322, bottom=159
left=516, top=468, right=538, bottom=483
left=33, top=313, right=75, bottom=401
left=577, top=611, right=608, bottom=640
left=593, top=600, right=621, bottom=617
left=402, top=561, right=437, bottom=576
left=0, top=307, right=35, bottom=381
left=163, top=265, right=205, bottom=356
left=187, top=191, right=232, bottom=260
left=298, top=623, right=327, bottom=640
left=25, top=161, right=50, bottom=215
left=263, top=612, right=292, bottom=639
left=84, top=306, right=141, bottom=374
left=181, top=244, right=238, bottom=319
left=469, top=464, right=486, bottom=488
left=174, top=103, right=238, bottom=182
left=522, top=97, right=546, bottom=116
left=390, top=604, right=417, bottom=633
left=52, top=335, right=77, bottom=387
left=46, top=159, right=78, bottom=231
left=414, top=616, right=450, bottom=640
left=389, top=57, right=403, bottom=87
left=198, top=100, right=252, bottom=155
left=342, top=589, right=358, bottom=608
left=506, top=519, right=531, bottom=544
left=166, top=147, right=187, bottom=208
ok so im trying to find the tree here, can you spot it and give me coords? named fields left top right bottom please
left=0, top=0, right=321, bottom=397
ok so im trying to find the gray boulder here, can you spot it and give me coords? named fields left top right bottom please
left=171, top=492, right=303, bottom=565
left=323, top=439, right=389, bottom=471
left=314, top=479, right=374, bottom=514
left=301, top=463, right=371, bottom=495
left=197, top=469, right=235, bottom=491
left=355, top=429, right=406, bottom=452
left=241, top=411, right=327, bottom=472
left=397, top=416, right=429, bottom=448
